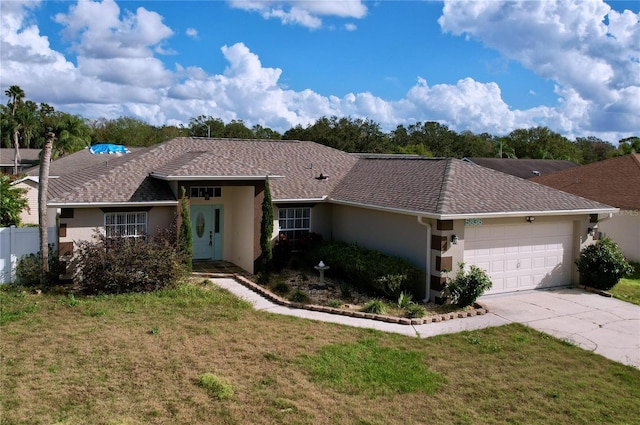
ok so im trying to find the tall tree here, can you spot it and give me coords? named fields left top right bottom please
left=259, top=176, right=274, bottom=277
left=178, top=186, right=193, bottom=272
left=39, top=131, right=55, bottom=283
left=5, top=85, right=25, bottom=175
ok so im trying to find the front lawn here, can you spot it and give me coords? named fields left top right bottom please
left=1, top=281, right=639, bottom=425
left=610, top=262, right=640, bottom=306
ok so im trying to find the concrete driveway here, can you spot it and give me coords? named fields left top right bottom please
left=212, top=277, right=639, bottom=369
left=479, top=288, right=640, bottom=369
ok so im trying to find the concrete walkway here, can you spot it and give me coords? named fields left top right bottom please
left=211, top=278, right=640, bottom=369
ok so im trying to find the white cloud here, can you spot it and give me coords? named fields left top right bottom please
left=438, top=0, right=640, bottom=135
left=344, top=23, right=357, bottom=31
left=1, top=0, right=637, bottom=145
left=186, top=27, right=198, bottom=39
left=227, top=0, right=367, bottom=29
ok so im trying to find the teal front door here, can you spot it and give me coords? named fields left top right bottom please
left=191, top=205, right=223, bottom=260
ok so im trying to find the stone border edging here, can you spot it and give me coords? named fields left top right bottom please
left=576, top=284, right=613, bottom=297
left=195, top=272, right=489, bottom=326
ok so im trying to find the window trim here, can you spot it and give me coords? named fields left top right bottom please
left=104, top=211, right=148, bottom=239
left=277, top=207, right=311, bottom=242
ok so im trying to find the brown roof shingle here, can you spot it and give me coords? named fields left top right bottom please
left=531, top=154, right=640, bottom=210
left=330, top=157, right=613, bottom=216
left=47, top=137, right=615, bottom=216
left=464, top=157, right=578, bottom=179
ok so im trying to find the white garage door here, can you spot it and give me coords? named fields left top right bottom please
left=464, top=222, right=573, bottom=295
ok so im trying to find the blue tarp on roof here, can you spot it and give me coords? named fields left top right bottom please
left=89, top=144, right=130, bottom=155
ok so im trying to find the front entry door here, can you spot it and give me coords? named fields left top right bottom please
left=191, top=205, right=223, bottom=260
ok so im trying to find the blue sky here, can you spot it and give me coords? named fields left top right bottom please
left=1, top=0, right=638, bottom=143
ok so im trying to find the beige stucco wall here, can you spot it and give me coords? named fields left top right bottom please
left=59, top=206, right=177, bottom=249
left=599, top=210, right=640, bottom=262
left=330, top=204, right=429, bottom=269
left=15, top=180, right=57, bottom=226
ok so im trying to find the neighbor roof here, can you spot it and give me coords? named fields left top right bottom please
left=330, top=157, right=614, bottom=217
left=0, top=148, right=41, bottom=165
left=463, top=157, right=578, bottom=179
left=45, top=137, right=615, bottom=217
left=531, top=154, right=640, bottom=210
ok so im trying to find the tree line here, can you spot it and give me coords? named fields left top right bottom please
left=3, top=85, right=639, bottom=175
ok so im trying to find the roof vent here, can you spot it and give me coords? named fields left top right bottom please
left=532, top=170, right=541, bottom=176
left=315, top=173, right=328, bottom=180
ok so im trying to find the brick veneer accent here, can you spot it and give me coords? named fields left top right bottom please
left=435, top=256, right=452, bottom=272
left=431, top=234, right=447, bottom=252
left=436, top=220, right=453, bottom=230
left=58, top=242, right=73, bottom=256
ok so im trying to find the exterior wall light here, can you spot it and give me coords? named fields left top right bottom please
left=526, top=216, right=535, bottom=223
left=587, top=227, right=594, bottom=236
left=451, top=234, right=459, bottom=245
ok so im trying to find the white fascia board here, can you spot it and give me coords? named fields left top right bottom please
left=273, top=196, right=329, bottom=203
left=329, top=198, right=619, bottom=220
left=47, top=201, right=179, bottom=208
left=149, top=173, right=284, bottom=181
left=437, top=208, right=619, bottom=220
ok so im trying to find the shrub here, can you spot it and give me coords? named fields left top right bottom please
left=74, top=231, right=187, bottom=295
left=405, top=303, right=426, bottom=319
left=272, top=281, right=291, bottom=295
left=327, top=299, right=343, bottom=308
left=360, top=299, right=387, bottom=315
left=447, top=263, right=492, bottom=307
left=197, top=373, right=234, bottom=400
left=397, top=291, right=413, bottom=309
left=15, top=247, right=62, bottom=288
left=289, top=288, right=310, bottom=304
left=576, top=238, right=632, bottom=290
left=305, top=241, right=425, bottom=298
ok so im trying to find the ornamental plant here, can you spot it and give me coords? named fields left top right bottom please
left=576, top=238, right=632, bottom=290
left=447, top=263, right=492, bottom=307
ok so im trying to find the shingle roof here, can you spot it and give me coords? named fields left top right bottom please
left=0, top=148, right=41, bottom=165
left=531, top=154, right=640, bottom=210
left=464, top=157, right=578, bottom=179
left=46, top=137, right=615, bottom=216
left=48, top=138, right=359, bottom=204
left=330, top=157, right=613, bottom=216
left=25, top=147, right=143, bottom=177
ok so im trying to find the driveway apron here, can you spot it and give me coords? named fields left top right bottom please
left=479, top=288, right=640, bottom=369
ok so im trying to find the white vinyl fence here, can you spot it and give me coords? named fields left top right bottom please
left=0, top=226, right=57, bottom=284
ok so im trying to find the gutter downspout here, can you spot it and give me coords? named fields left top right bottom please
left=417, top=216, right=432, bottom=302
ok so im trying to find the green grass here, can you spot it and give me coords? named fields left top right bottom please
left=1, top=280, right=639, bottom=425
left=610, top=262, right=640, bottom=306
left=300, top=338, right=445, bottom=396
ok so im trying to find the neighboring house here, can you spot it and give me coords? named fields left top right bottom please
left=42, top=138, right=614, bottom=301
left=532, top=154, right=640, bottom=262
left=0, top=148, right=41, bottom=174
left=11, top=176, right=57, bottom=226
left=463, top=157, right=578, bottom=179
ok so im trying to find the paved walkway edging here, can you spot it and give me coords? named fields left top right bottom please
left=192, top=272, right=488, bottom=326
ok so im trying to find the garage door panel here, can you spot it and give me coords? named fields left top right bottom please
left=464, top=223, right=573, bottom=295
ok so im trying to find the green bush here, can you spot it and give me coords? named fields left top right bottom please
left=74, top=231, right=187, bottom=295
left=289, top=288, right=310, bottom=304
left=447, top=263, right=492, bottom=307
left=397, top=291, right=413, bottom=309
left=272, top=281, right=291, bottom=295
left=405, top=303, right=426, bottom=319
left=305, top=241, right=425, bottom=298
left=576, top=238, right=632, bottom=290
left=360, top=299, right=387, bottom=315
left=15, top=247, right=62, bottom=288
left=327, top=299, right=343, bottom=308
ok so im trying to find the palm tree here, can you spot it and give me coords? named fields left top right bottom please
left=5, top=85, right=25, bottom=175
left=39, top=131, right=55, bottom=283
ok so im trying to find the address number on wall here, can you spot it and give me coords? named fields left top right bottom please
left=465, top=218, right=483, bottom=226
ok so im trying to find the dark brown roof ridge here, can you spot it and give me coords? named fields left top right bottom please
left=436, top=158, right=455, bottom=214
